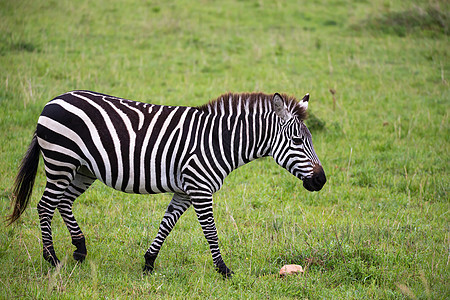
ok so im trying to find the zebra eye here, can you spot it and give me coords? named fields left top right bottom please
left=292, top=136, right=304, bottom=146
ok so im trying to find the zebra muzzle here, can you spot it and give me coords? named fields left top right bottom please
left=302, top=165, right=326, bottom=192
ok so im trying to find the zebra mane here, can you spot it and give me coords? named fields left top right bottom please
left=197, top=92, right=308, bottom=120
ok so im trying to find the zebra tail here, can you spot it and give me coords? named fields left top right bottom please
left=7, top=132, right=40, bottom=225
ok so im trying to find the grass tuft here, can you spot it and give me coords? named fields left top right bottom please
left=353, top=2, right=449, bottom=37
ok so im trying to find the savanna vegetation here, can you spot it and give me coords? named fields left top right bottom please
left=0, top=0, right=448, bottom=298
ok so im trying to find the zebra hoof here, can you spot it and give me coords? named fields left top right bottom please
left=221, top=268, right=234, bottom=279
left=143, top=252, right=157, bottom=275
left=43, top=246, right=60, bottom=266
left=73, top=251, right=87, bottom=262
left=215, top=261, right=234, bottom=279
left=143, top=264, right=155, bottom=275
left=72, top=237, right=87, bottom=262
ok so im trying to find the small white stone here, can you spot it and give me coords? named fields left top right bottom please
left=279, top=264, right=304, bottom=276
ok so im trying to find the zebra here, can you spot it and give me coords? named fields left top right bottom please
left=7, top=90, right=326, bottom=277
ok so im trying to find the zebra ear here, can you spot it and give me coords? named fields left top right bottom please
left=299, top=93, right=309, bottom=110
left=272, top=93, right=291, bottom=121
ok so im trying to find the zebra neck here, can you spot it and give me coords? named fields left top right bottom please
left=207, top=110, right=277, bottom=172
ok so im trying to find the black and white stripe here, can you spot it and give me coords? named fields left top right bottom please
left=10, top=90, right=326, bottom=277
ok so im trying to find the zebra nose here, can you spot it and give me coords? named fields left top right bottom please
left=302, top=165, right=326, bottom=192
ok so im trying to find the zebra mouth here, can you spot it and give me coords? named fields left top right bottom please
left=303, top=178, right=322, bottom=191
left=301, top=166, right=326, bottom=192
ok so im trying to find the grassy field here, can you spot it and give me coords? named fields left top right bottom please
left=0, top=0, right=448, bottom=298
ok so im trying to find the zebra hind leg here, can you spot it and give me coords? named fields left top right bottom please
left=37, top=181, right=71, bottom=266
left=57, top=167, right=96, bottom=262
left=144, top=193, right=191, bottom=274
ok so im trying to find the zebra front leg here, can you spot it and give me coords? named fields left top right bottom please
left=144, top=193, right=191, bottom=274
left=191, top=195, right=233, bottom=278
left=37, top=194, right=60, bottom=266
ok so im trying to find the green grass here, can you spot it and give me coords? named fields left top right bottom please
left=0, top=0, right=449, bottom=298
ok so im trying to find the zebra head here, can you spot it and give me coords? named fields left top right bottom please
left=271, top=93, right=326, bottom=192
